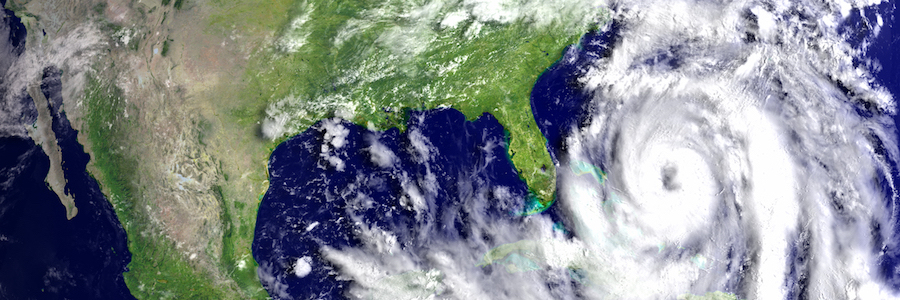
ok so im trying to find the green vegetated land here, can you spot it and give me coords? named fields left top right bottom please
left=230, top=0, right=608, bottom=205
left=82, top=75, right=226, bottom=299
left=76, top=0, right=608, bottom=298
left=83, top=72, right=270, bottom=298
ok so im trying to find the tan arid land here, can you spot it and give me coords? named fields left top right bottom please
left=6, top=0, right=603, bottom=297
left=10, top=0, right=285, bottom=297
left=26, top=82, right=78, bottom=220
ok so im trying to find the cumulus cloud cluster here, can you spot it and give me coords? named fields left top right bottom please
left=257, top=0, right=900, bottom=299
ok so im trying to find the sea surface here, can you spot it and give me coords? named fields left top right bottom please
left=252, top=109, right=561, bottom=299
left=842, top=1, right=900, bottom=291
left=0, top=3, right=135, bottom=299
left=253, top=1, right=900, bottom=299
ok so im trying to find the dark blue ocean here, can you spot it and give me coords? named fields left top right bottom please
left=254, top=5, right=900, bottom=299
left=533, top=7, right=900, bottom=294
left=253, top=109, right=558, bottom=299
left=841, top=2, right=900, bottom=291
left=0, top=3, right=134, bottom=299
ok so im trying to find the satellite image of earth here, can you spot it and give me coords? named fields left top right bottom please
left=1, top=0, right=900, bottom=299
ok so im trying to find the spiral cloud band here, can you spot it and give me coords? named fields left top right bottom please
left=560, top=0, right=899, bottom=298
left=253, top=0, right=900, bottom=299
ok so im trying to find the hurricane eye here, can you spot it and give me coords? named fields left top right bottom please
left=661, top=164, right=680, bottom=191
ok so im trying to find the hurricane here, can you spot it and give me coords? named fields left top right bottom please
left=558, top=0, right=899, bottom=298
left=252, top=0, right=900, bottom=299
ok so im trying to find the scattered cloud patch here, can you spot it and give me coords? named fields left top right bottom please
left=276, top=3, right=314, bottom=53
left=323, top=119, right=350, bottom=149
left=257, top=262, right=291, bottom=299
left=305, top=221, right=319, bottom=232
left=440, top=10, right=469, bottom=29
left=408, top=129, right=434, bottom=162
left=400, top=178, right=426, bottom=213
left=1, top=24, right=103, bottom=138
left=319, top=118, right=350, bottom=171
left=262, top=94, right=358, bottom=140
left=366, top=135, right=397, bottom=168
left=293, top=257, right=313, bottom=278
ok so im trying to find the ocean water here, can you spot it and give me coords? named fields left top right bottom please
left=0, top=4, right=134, bottom=299
left=257, top=0, right=900, bottom=299
left=253, top=110, right=559, bottom=299
left=844, top=0, right=900, bottom=292
left=555, top=0, right=900, bottom=298
left=0, top=70, right=135, bottom=299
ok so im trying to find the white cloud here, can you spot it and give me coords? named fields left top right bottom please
left=261, top=114, right=288, bottom=140
left=262, top=94, right=358, bottom=140
left=276, top=2, right=314, bottom=53
left=257, top=262, right=291, bottom=299
left=440, top=10, right=469, bottom=29
left=293, top=257, right=313, bottom=278
left=1, top=23, right=103, bottom=138
left=559, top=0, right=899, bottom=298
left=464, top=0, right=520, bottom=24
left=323, top=119, right=350, bottom=149
left=320, top=209, right=579, bottom=300
left=400, top=178, right=426, bottom=213
left=318, top=118, right=350, bottom=171
left=322, top=153, right=345, bottom=171
left=259, top=0, right=900, bottom=298
left=408, top=129, right=434, bottom=162
left=367, top=135, right=397, bottom=168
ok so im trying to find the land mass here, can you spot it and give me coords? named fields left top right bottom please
left=26, top=81, right=78, bottom=220
left=7, top=0, right=607, bottom=298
